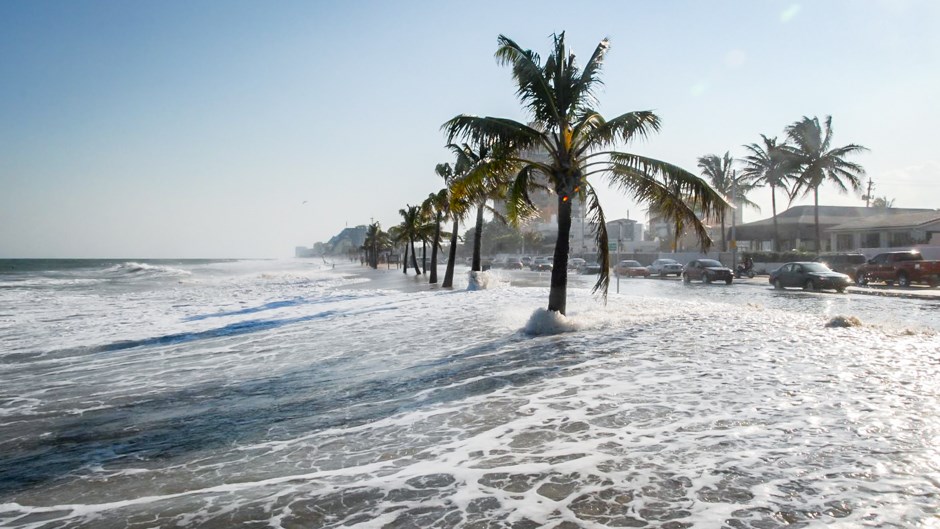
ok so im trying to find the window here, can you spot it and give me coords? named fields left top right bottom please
left=889, top=232, right=913, bottom=247
left=863, top=232, right=880, bottom=248
left=836, top=234, right=853, bottom=251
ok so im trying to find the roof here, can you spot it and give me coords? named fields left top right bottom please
left=828, top=211, right=940, bottom=231
left=734, top=205, right=938, bottom=241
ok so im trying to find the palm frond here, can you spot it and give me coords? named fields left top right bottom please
left=585, top=183, right=610, bottom=301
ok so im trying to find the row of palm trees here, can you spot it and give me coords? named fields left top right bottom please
left=361, top=33, right=866, bottom=316
left=697, top=116, right=867, bottom=254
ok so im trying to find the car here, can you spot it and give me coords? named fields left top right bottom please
left=769, top=261, right=851, bottom=292
left=567, top=257, right=586, bottom=270
left=815, top=253, right=866, bottom=281
left=614, top=260, right=650, bottom=277
left=578, top=261, right=602, bottom=275
left=530, top=257, right=553, bottom=271
left=648, top=258, right=683, bottom=277
left=682, top=259, right=733, bottom=284
left=493, top=257, right=523, bottom=270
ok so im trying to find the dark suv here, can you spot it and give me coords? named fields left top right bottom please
left=815, top=253, right=866, bottom=280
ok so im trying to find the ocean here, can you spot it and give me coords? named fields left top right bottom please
left=1, top=258, right=938, bottom=528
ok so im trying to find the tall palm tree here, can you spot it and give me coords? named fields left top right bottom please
left=697, top=152, right=759, bottom=252
left=362, top=222, right=386, bottom=269
left=447, top=142, right=514, bottom=273
left=783, top=116, right=868, bottom=253
left=435, top=162, right=464, bottom=288
left=396, top=205, right=423, bottom=275
left=740, top=135, right=795, bottom=252
left=444, top=33, right=726, bottom=314
left=423, top=189, right=449, bottom=283
left=416, top=197, right=438, bottom=276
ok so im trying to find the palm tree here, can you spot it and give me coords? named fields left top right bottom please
left=362, top=222, right=386, bottom=269
left=447, top=142, right=514, bottom=273
left=396, top=205, right=423, bottom=274
left=783, top=116, right=868, bottom=253
left=444, top=33, right=726, bottom=314
left=740, top=135, right=796, bottom=252
left=697, top=152, right=759, bottom=252
left=422, top=189, right=447, bottom=283
left=435, top=162, right=464, bottom=288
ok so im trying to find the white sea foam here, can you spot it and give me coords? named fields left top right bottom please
left=0, top=261, right=938, bottom=528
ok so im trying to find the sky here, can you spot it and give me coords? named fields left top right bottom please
left=1, top=0, right=938, bottom=258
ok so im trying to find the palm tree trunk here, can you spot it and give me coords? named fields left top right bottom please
left=548, top=194, right=573, bottom=315
left=402, top=243, right=409, bottom=274
left=770, top=185, right=780, bottom=253
left=429, top=215, right=441, bottom=283
left=442, top=219, right=459, bottom=288
left=421, top=240, right=427, bottom=274
left=471, top=203, right=484, bottom=272
left=410, top=238, right=420, bottom=274
left=813, top=187, right=821, bottom=254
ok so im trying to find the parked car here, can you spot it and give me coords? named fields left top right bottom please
left=577, top=261, right=602, bottom=275
left=648, top=258, right=683, bottom=277
left=769, top=261, right=851, bottom=292
left=682, top=259, right=733, bottom=284
left=855, top=251, right=940, bottom=287
left=815, top=253, right=866, bottom=281
left=614, top=260, right=650, bottom=277
left=530, top=257, right=553, bottom=271
left=521, top=256, right=533, bottom=267
left=499, top=257, right=524, bottom=270
left=567, top=257, right=586, bottom=270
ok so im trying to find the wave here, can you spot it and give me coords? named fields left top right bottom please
left=103, top=262, right=193, bottom=277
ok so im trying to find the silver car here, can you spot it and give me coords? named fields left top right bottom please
left=648, top=258, right=683, bottom=277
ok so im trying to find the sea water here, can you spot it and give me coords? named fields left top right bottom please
left=0, top=259, right=938, bottom=528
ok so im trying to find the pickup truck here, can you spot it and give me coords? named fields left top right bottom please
left=855, top=251, right=940, bottom=287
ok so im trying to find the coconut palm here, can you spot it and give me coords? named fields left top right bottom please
left=396, top=205, right=423, bottom=275
left=447, top=142, right=514, bottom=273
left=434, top=162, right=465, bottom=288
left=444, top=33, right=726, bottom=314
left=361, top=222, right=387, bottom=269
left=740, top=135, right=796, bottom=252
left=783, top=116, right=868, bottom=253
left=422, top=189, right=449, bottom=283
left=697, top=152, right=759, bottom=252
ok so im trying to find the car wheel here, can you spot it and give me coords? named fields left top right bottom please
left=702, top=274, right=710, bottom=284
left=774, top=278, right=783, bottom=290
left=803, top=279, right=816, bottom=291
left=836, top=286, right=845, bottom=293
left=855, top=274, right=868, bottom=286
left=897, top=272, right=910, bottom=287
left=725, top=277, right=732, bottom=285
left=682, top=273, right=691, bottom=283
left=660, top=272, right=666, bottom=278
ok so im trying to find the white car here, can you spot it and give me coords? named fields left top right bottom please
left=648, top=258, right=683, bottom=277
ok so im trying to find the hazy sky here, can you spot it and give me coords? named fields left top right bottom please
left=2, top=0, right=938, bottom=258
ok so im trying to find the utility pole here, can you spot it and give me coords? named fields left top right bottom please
left=731, top=171, right=737, bottom=271
left=863, top=178, right=874, bottom=207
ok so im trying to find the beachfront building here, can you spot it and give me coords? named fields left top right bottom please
left=734, top=205, right=939, bottom=252
left=827, top=210, right=940, bottom=250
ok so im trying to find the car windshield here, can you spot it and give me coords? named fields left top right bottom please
left=658, top=259, right=677, bottom=265
left=802, top=262, right=832, bottom=273
left=621, top=261, right=641, bottom=267
left=699, top=260, right=722, bottom=267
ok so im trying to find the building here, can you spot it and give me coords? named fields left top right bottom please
left=827, top=210, right=940, bottom=250
left=734, top=205, right=939, bottom=252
